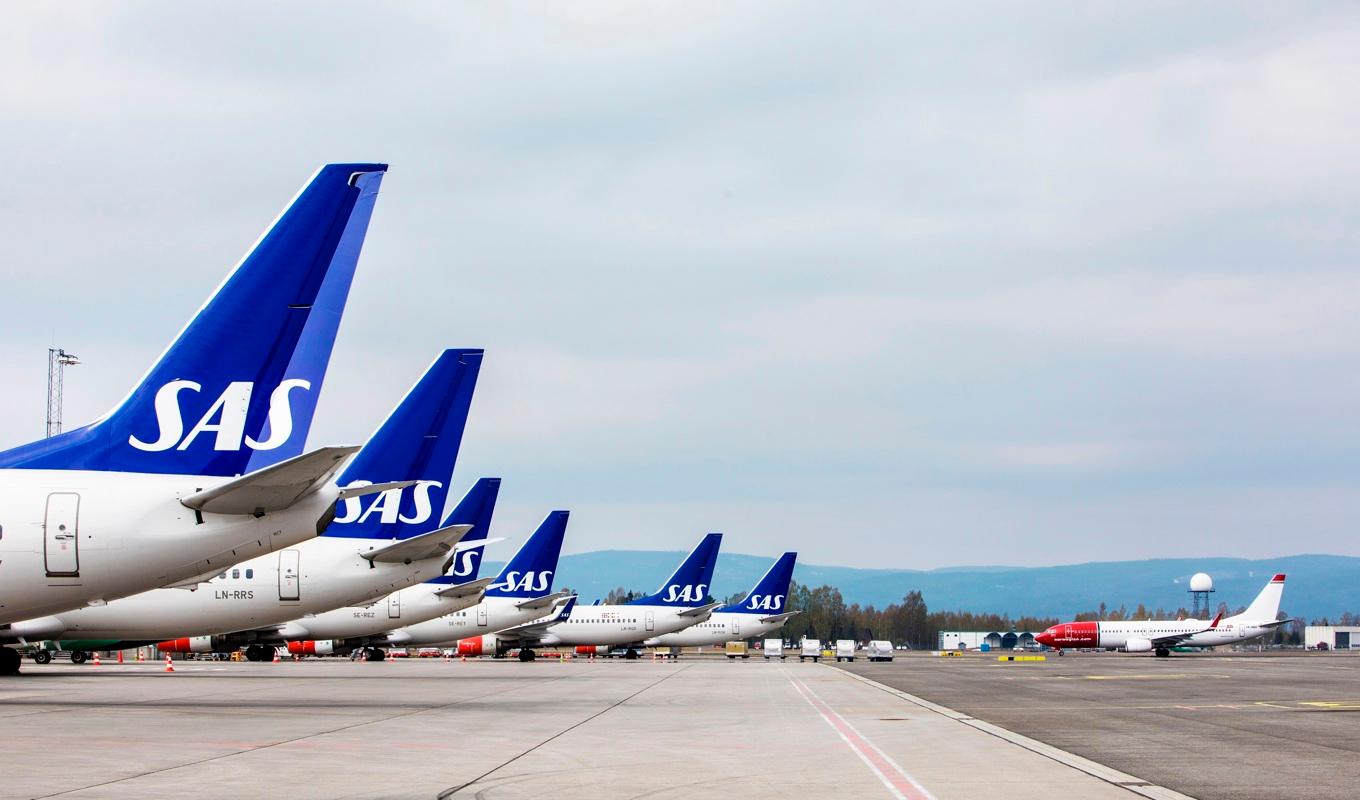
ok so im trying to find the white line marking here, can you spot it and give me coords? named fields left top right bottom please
left=788, top=674, right=936, bottom=800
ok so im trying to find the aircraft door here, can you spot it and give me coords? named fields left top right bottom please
left=278, top=549, right=300, bottom=601
left=477, top=605, right=488, bottom=627
left=733, top=618, right=741, bottom=637
left=645, top=611, right=655, bottom=631
left=44, top=493, right=80, bottom=577
left=388, top=592, right=401, bottom=619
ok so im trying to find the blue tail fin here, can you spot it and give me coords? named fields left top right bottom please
left=325, top=349, right=482, bottom=541
left=424, top=478, right=501, bottom=584
left=485, top=510, right=570, bottom=599
left=628, top=532, right=723, bottom=608
left=0, top=164, right=387, bottom=476
left=721, top=552, right=797, bottom=614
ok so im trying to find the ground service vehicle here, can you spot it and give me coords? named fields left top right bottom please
left=764, top=639, right=784, bottom=659
left=835, top=640, right=856, bottom=662
left=726, top=641, right=749, bottom=659
left=800, top=638, right=821, bottom=662
left=866, top=640, right=894, bottom=661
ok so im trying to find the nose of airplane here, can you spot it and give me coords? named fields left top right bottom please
left=1035, top=630, right=1054, bottom=647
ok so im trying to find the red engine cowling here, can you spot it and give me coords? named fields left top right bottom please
left=575, top=645, right=610, bottom=656
left=457, top=635, right=496, bottom=657
left=156, top=636, right=217, bottom=653
left=287, top=640, right=336, bottom=657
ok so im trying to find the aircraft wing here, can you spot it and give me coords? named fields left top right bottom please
left=433, top=577, right=493, bottom=599
left=360, top=524, right=473, bottom=564
left=515, top=590, right=573, bottom=611
left=181, top=446, right=366, bottom=515
left=496, top=596, right=577, bottom=643
left=676, top=601, right=722, bottom=619
left=757, top=610, right=802, bottom=625
left=1147, top=612, right=1225, bottom=647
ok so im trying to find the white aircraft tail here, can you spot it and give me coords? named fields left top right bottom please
left=1237, top=574, right=1286, bottom=623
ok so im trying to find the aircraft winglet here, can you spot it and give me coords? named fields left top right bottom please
left=181, top=446, right=359, bottom=516
left=433, top=577, right=493, bottom=599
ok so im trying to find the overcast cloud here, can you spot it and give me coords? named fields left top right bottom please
left=3, top=2, right=1360, bottom=568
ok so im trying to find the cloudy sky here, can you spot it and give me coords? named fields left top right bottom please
left=4, top=2, right=1360, bottom=569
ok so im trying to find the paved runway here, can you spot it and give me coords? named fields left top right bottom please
left=0, top=656, right=1182, bottom=800
left=840, top=650, right=1360, bottom=800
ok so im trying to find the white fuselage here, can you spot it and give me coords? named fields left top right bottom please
left=5, top=534, right=448, bottom=642
left=0, top=468, right=334, bottom=625
left=644, top=611, right=785, bottom=647
left=1097, top=618, right=1276, bottom=649
left=277, top=581, right=483, bottom=642
left=384, top=595, right=556, bottom=646
left=534, top=604, right=708, bottom=647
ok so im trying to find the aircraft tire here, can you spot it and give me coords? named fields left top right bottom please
left=0, top=647, right=21, bottom=675
left=518, top=648, right=536, bottom=662
left=32, top=651, right=52, bottom=664
left=245, top=645, right=271, bottom=662
left=365, top=648, right=386, bottom=662
left=1154, top=648, right=1170, bottom=658
left=70, top=651, right=88, bottom=664
left=624, top=648, right=639, bottom=660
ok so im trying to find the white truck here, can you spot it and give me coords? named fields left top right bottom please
left=763, top=639, right=785, bottom=660
left=834, top=639, right=857, bottom=662
left=799, top=638, right=822, bottom=662
left=866, top=640, right=894, bottom=662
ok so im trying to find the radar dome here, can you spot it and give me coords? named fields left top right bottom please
left=1189, top=572, right=1213, bottom=592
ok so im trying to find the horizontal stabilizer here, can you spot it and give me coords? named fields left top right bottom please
left=361, top=523, right=472, bottom=564
left=516, top=590, right=572, bottom=611
left=181, top=446, right=358, bottom=515
left=336, top=480, right=420, bottom=501
left=433, top=577, right=493, bottom=599
left=677, top=601, right=722, bottom=619
left=758, top=610, right=801, bottom=626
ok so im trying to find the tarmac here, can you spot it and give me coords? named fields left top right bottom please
left=0, top=654, right=1191, bottom=800
left=839, top=649, right=1360, bottom=800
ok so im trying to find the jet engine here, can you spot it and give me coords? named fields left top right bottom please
left=1124, top=637, right=1152, bottom=653
left=156, top=635, right=221, bottom=653
left=575, top=645, right=611, bottom=657
left=287, top=640, right=337, bottom=657
left=457, top=635, right=497, bottom=657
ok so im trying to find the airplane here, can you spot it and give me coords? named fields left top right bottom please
left=364, top=508, right=573, bottom=657
left=0, top=164, right=387, bottom=677
left=643, top=551, right=798, bottom=650
left=471, top=532, right=723, bottom=661
left=274, top=478, right=509, bottom=662
left=1034, top=574, right=1291, bottom=657
left=4, top=349, right=483, bottom=665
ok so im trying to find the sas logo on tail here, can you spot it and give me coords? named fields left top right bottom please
left=495, top=570, right=553, bottom=594
left=334, top=481, right=443, bottom=526
left=448, top=548, right=483, bottom=578
left=745, top=593, right=784, bottom=611
left=662, top=583, right=708, bottom=603
left=129, top=379, right=311, bottom=452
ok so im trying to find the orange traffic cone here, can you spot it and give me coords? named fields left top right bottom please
left=164, top=654, right=175, bottom=673
left=92, top=653, right=101, bottom=666
left=137, top=650, right=145, bottom=662
left=117, top=650, right=124, bottom=664
left=460, top=653, right=466, bottom=663
left=272, top=648, right=280, bottom=663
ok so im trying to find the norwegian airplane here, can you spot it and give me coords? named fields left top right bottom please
left=643, top=551, right=798, bottom=649
left=291, top=505, right=571, bottom=661
left=1035, top=574, right=1290, bottom=657
left=0, top=164, right=387, bottom=675
left=484, top=532, right=723, bottom=661
left=5, top=349, right=484, bottom=664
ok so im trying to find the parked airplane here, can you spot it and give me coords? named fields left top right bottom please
left=471, top=532, right=723, bottom=661
left=643, top=552, right=798, bottom=649
left=0, top=164, right=387, bottom=672
left=364, top=509, right=573, bottom=657
left=275, top=478, right=507, bottom=662
left=1034, top=574, right=1290, bottom=657
left=4, top=349, right=482, bottom=664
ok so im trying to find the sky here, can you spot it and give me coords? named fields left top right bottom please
left=3, top=2, right=1360, bottom=569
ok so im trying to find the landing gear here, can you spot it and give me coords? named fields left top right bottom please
left=0, top=647, right=21, bottom=675
left=1154, top=648, right=1171, bottom=658
left=32, top=651, right=52, bottom=665
left=244, top=644, right=272, bottom=662
left=623, top=648, right=639, bottom=660
left=518, top=648, right=536, bottom=662
left=365, top=647, right=386, bottom=662
left=69, top=651, right=88, bottom=665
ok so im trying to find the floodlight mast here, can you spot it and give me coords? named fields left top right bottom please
left=45, top=348, right=80, bottom=438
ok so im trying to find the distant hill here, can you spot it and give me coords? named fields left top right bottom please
left=480, top=552, right=1358, bottom=622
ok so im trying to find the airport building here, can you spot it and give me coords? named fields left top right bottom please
left=1304, top=626, right=1360, bottom=650
left=938, top=630, right=1040, bottom=651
